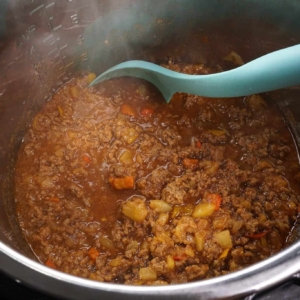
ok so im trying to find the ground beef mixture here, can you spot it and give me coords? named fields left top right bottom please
left=15, top=62, right=300, bottom=285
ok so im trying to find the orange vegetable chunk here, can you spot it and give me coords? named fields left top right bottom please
left=121, top=104, right=136, bottom=117
left=141, top=108, right=154, bottom=116
left=109, top=176, right=134, bottom=190
left=88, top=247, right=100, bottom=261
left=45, top=259, right=56, bottom=269
left=206, top=193, right=222, bottom=210
left=183, top=158, right=199, bottom=169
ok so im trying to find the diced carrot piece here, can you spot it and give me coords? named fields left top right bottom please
left=45, top=259, right=56, bottom=269
left=246, top=231, right=267, bottom=239
left=140, top=108, right=154, bottom=116
left=206, top=193, right=222, bottom=210
left=109, top=176, right=134, bottom=190
left=83, top=154, right=91, bottom=163
left=120, top=104, right=136, bottom=117
left=173, top=255, right=186, bottom=261
left=48, top=197, right=60, bottom=203
left=88, top=247, right=100, bottom=261
left=196, top=141, right=202, bottom=149
left=183, top=158, right=198, bottom=170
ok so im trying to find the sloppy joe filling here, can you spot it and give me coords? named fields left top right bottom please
left=15, top=61, right=300, bottom=284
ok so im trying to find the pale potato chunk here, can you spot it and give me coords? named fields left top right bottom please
left=119, top=150, right=133, bottom=165
left=195, top=232, right=205, bottom=251
left=166, top=255, right=175, bottom=270
left=139, top=267, right=157, bottom=281
left=123, top=128, right=139, bottom=144
left=150, top=200, right=172, bottom=213
left=214, top=230, right=233, bottom=249
left=122, top=198, right=148, bottom=223
left=192, top=202, right=216, bottom=218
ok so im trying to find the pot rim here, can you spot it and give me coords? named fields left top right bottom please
left=1, top=238, right=300, bottom=299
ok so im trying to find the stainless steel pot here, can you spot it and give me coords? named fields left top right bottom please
left=1, top=0, right=300, bottom=299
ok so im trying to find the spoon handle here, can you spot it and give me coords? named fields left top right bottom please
left=172, top=44, right=300, bottom=98
left=90, top=45, right=300, bottom=101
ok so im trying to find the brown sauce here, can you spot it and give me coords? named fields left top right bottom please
left=14, top=60, right=300, bottom=284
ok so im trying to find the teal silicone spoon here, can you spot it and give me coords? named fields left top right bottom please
left=90, top=45, right=300, bottom=102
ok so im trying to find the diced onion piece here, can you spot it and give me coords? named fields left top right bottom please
left=166, top=255, right=175, bottom=270
left=136, top=84, right=148, bottom=96
left=219, top=248, right=230, bottom=259
left=172, top=206, right=181, bottom=218
left=58, top=106, right=63, bottom=116
left=229, top=260, right=238, bottom=271
left=150, top=200, right=172, bottom=213
left=140, top=241, right=149, bottom=251
left=192, top=202, right=216, bottom=218
left=156, top=213, right=169, bottom=226
left=254, top=160, right=273, bottom=171
left=109, top=256, right=123, bottom=267
left=223, top=51, right=244, bottom=66
left=247, top=94, right=267, bottom=111
left=99, top=237, right=116, bottom=253
left=139, top=267, right=157, bottom=281
left=214, top=230, right=233, bottom=249
left=184, top=245, right=195, bottom=257
left=123, top=128, right=139, bottom=144
left=122, top=199, right=148, bottom=223
left=126, top=240, right=139, bottom=251
left=69, top=86, right=79, bottom=98
left=202, top=161, right=220, bottom=175
left=260, top=237, right=268, bottom=248
left=66, top=130, right=78, bottom=140
left=240, top=199, right=251, bottom=209
left=195, top=232, right=205, bottom=251
left=155, top=231, right=171, bottom=243
left=182, top=204, right=194, bottom=216
left=85, top=72, right=96, bottom=84
left=208, top=129, right=227, bottom=136
left=119, top=150, right=133, bottom=165
left=258, top=213, right=267, bottom=223
left=232, top=220, right=243, bottom=234
left=136, top=154, right=143, bottom=165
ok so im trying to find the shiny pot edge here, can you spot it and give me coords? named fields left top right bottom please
left=1, top=240, right=300, bottom=300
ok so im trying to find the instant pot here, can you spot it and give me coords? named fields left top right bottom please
left=1, top=0, right=300, bottom=299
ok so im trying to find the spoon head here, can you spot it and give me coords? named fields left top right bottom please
left=89, top=61, right=176, bottom=103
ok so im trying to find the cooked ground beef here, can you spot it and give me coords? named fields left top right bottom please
left=14, top=61, right=300, bottom=285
